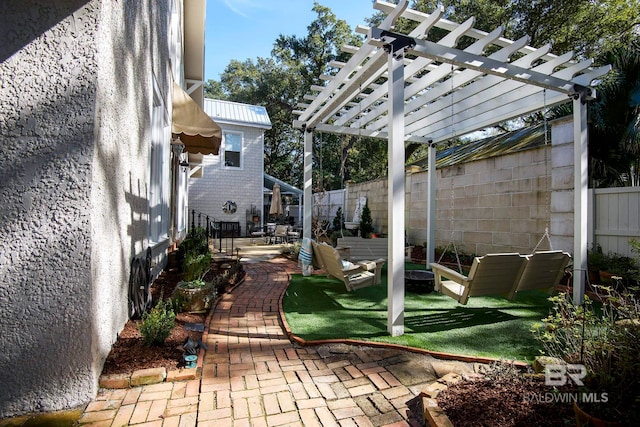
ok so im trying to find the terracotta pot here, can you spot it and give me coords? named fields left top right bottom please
left=599, top=270, right=614, bottom=284
left=573, top=402, right=621, bottom=427
left=588, top=269, right=601, bottom=285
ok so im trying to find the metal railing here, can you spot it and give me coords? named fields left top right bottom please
left=190, top=209, right=240, bottom=256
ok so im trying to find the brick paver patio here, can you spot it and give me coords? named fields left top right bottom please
left=79, top=257, right=431, bottom=427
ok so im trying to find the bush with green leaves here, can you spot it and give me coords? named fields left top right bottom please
left=532, top=288, right=640, bottom=423
left=138, top=300, right=176, bottom=346
left=176, top=227, right=210, bottom=272
left=182, top=252, right=211, bottom=281
left=167, top=294, right=189, bottom=314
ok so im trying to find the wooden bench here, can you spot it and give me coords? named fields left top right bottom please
left=336, top=237, right=388, bottom=262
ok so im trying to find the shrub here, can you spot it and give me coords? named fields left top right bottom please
left=167, top=294, right=189, bottom=314
left=332, top=207, right=345, bottom=231
left=359, top=201, right=374, bottom=238
left=532, top=288, right=640, bottom=423
left=138, top=300, right=176, bottom=346
left=183, top=252, right=211, bottom=281
left=176, top=227, right=209, bottom=272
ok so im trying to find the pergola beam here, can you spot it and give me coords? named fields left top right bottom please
left=370, top=28, right=584, bottom=96
left=294, top=1, right=608, bottom=337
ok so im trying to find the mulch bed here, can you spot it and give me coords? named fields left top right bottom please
left=101, top=311, right=206, bottom=375
left=437, top=376, right=576, bottom=426
left=101, top=253, right=244, bottom=376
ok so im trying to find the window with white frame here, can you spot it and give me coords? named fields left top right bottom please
left=222, top=131, right=243, bottom=169
left=149, top=77, right=170, bottom=244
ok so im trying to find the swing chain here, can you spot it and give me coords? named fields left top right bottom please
left=534, top=89, right=553, bottom=253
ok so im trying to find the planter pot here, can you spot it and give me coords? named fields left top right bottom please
left=599, top=270, right=614, bottom=284
left=573, top=402, right=621, bottom=427
left=588, top=269, right=601, bottom=285
left=173, top=287, right=209, bottom=313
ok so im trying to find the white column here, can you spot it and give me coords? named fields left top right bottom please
left=303, top=129, right=313, bottom=240
left=426, top=142, right=437, bottom=268
left=387, top=46, right=406, bottom=337
left=573, top=95, right=588, bottom=304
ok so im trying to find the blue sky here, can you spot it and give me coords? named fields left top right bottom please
left=204, top=0, right=376, bottom=80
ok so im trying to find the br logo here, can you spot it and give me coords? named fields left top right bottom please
left=545, top=364, right=586, bottom=386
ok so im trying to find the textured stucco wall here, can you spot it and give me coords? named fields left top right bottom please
left=188, top=124, right=265, bottom=235
left=0, top=0, right=172, bottom=417
left=345, top=119, right=575, bottom=256
left=90, top=0, right=172, bottom=386
left=0, top=1, right=99, bottom=416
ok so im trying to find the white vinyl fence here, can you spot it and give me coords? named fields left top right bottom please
left=313, top=189, right=346, bottom=226
left=589, top=187, right=640, bottom=258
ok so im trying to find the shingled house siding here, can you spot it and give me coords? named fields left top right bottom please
left=189, top=124, right=265, bottom=233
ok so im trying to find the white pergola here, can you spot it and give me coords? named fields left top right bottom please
left=293, top=0, right=610, bottom=336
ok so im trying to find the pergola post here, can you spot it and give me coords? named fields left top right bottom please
left=426, top=142, right=437, bottom=267
left=386, top=40, right=407, bottom=337
left=303, top=128, right=313, bottom=240
left=573, top=92, right=589, bottom=304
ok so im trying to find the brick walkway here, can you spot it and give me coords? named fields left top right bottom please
left=79, top=257, right=431, bottom=427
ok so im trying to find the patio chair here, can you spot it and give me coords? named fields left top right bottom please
left=430, top=253, right=527, bottom=305
left=509, top=250, right=571, bottom=298
left=311, top=241, right=385, bottom=291
left=272, top=224, right=289, bottom=244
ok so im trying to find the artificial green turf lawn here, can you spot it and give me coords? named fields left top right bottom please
left=282, top=263, right=553, bottom=363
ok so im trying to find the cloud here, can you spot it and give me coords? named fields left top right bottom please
left=221, top=0, right=269, bottom=18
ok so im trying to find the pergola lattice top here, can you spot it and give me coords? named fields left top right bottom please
left=294, top=0, right=609, bottom=143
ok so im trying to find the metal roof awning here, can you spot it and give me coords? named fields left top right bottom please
left=172, top=81, right=222, bottom=155
left=264, top=173, right=303, bottom=197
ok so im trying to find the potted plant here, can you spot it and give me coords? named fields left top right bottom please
left=587, top=244, right=639, bottom=288
left=173, top=278, right=218, bottom=313
left=533, top=288, right=640, bottom=425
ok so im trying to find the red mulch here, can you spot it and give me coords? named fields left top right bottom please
left=102, top=253, right=207, bottom=376
left=101, top=311, right=206, bottom=375
left=437, top=377, right=577, bottom=426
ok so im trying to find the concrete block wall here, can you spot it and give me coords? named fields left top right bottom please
left=345, top=119, right=575, bottom=256
left=188, top=124, right=264, bottom=235
left=345, top=178, right=388, bottom=235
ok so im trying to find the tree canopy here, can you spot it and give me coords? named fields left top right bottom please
left=205, top=0, right=640, bottom=190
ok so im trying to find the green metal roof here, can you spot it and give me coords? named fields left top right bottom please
left=409, top=123, right=549, bottom=170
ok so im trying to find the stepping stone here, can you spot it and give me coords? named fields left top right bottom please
left=184, top=322, right=205, bottom=332
left=386, top=357, right=437, bottom=386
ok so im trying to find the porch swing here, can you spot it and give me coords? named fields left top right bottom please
left=430, top=86, right=571, bottom=304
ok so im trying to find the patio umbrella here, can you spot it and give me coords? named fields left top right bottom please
left=269, top=183, right=283, bottom=220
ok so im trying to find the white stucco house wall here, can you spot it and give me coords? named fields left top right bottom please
left=189, top=99, right=272, bottom=235
left=0, top=0, right=218, bottom=417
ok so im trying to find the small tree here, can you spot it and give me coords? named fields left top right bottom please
left=332, top=206, right=345, bottom=231
left=359, top=201, right=374, bottom=238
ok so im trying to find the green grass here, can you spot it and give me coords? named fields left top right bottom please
left=282, top=263, right=553, bottom=363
